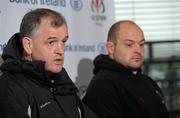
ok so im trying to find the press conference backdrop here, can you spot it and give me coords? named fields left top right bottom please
left=0, top=0, right=115, bottom=82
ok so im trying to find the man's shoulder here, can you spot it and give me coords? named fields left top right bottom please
left=90, top=70, right=125, bottom=90
left=0, top=72, right=15, bottom=84
left=0, top=72, right=24, bottom=82
left=0, top=72, right=34, bottom=92
left=140, top=74, right=156, bottom=83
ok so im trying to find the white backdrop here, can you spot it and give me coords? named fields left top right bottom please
left=0, top=0, right=115, bottom=83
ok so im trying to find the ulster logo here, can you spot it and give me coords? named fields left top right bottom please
left=90, top=0, right=107, bottom=26
left=91, top=0, right=105, bottom=13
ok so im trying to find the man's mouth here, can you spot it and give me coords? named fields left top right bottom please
left=54, top=58, right=63, bottom=64
left=132, top=56, right=142, bottom=61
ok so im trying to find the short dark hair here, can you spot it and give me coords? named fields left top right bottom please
left=20, top=8, right=67, bottom=40
left=107, top=20, right=141, bottom=43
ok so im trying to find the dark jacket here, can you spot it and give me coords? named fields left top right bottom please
left=83, top=54, right=169, bottom=118
left=0, top=33, right=98, bottom=118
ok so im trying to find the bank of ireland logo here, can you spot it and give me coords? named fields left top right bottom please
left=91, top=0, right=105, bottom=13
left=70, top=0, right=83, bottom=11
left=97, top=42, right=107, bottom=54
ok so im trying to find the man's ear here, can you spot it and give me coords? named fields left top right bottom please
left=106, top=41, right=114, bottom=55
left=22, top=37, right=33, bottom=55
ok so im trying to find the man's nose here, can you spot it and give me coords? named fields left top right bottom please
left=134, top=43, right=141, bottom=52
left=55, top=43, right=64, bottom=54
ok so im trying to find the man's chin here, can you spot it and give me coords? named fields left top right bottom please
left=128, top=65, right=142, bottom=71
left=46, top=67, right=63, bottom=74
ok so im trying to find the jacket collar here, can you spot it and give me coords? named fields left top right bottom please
left=93, top=54, right=142, bottom=76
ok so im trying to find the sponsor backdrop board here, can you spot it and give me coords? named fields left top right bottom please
left=0, top=0, right=115, bottom=86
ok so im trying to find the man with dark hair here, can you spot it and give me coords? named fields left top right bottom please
left=83, top=20, right=169, bottom=118
left=0, top=8, right=98, bottom=118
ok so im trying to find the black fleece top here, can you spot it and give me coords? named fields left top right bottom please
left=83, top=54, right=169, bottom=118
left=0, top=33, right=98, bottom=118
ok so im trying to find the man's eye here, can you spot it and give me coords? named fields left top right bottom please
left=139, top=43, right=144, bottom=47
left=62, top=39, right=68, bottom=44
left=125, top=43, right=132, bottom=47
left=48, top=41, right=54, bottom=46
left=62, top=40, right=66, bottom=44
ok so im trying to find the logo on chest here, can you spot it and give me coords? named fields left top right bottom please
left=40, top=101, right=51, bottom=109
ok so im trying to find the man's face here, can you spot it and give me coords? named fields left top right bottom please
left=107, top=23, right=145, bottom=71
left=28, top=18, right=68, bottom=73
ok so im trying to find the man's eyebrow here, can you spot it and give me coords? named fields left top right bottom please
left=46, top=35, right=69, bottom=41
left=123, top=38, right=145, bottom=41
left=47, top=37, right=57, bottom=40
left=123, top=39, right=133, bottom=42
